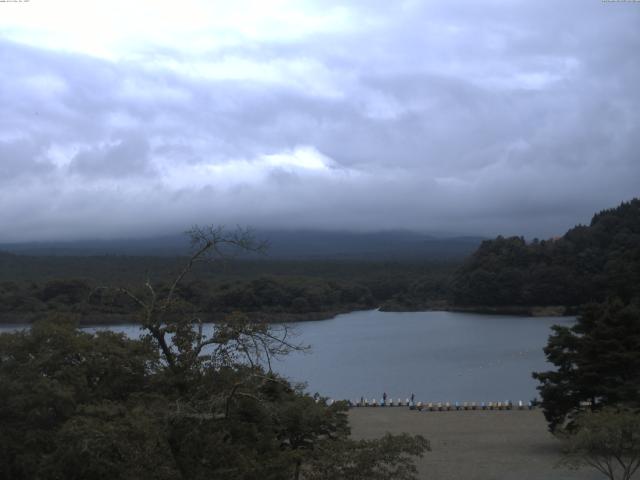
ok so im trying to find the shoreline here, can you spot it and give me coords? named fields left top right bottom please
left=0, top=308, right=363, bottom=326
left=440, top=304, right=573, bottom=317
left=0, top=304, right=575, bottom=326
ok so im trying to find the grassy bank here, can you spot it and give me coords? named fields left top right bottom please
left=349, top=408, right=599, bottom=480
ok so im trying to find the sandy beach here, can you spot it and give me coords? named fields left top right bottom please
left=349, top=408, right=605, bottom=480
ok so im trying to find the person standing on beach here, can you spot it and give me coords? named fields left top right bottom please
left=383, top=392, right=388, bottom=405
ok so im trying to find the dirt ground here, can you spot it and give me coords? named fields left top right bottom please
left=349, top=408, right=606, bottom=480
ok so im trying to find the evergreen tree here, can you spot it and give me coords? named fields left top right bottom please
left=533, top=299, right=640, bottom=432
left=452, top=198, right=640, bottom=308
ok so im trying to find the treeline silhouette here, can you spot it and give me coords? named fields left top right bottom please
left=2, top=199, right=639, bottom=322
left=0, top=257, right=455, bottom=323
left=451, top=199, right=640, bottom=307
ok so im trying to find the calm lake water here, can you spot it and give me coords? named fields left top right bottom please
left=0, top=310, right=572, bottom=404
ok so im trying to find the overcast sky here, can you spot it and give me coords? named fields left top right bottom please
left=1, top=0, right=638, bottom=242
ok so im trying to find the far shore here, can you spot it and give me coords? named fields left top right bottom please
left=0, top=304, right=575, bottom=326
left=349, top=408, right=599, bottom=480
left=443, top=304, right=573, bottom=317
left=0, top=309, right=359, bottom=326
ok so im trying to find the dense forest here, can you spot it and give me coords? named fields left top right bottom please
left=451, top=199, right=640, bottom=309
left=0, top=228, right=430, bottom=479
left=0, top=255, right=455, bottom=324
left=2, top=203, right=639, bottom=478
left=1, top=199, right=639, bottom=323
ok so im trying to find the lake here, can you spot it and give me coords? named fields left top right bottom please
left=0, top=310, right=572, bottom=404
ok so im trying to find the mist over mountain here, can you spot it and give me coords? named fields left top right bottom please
left=0, top=230, right=484, bottom=261
left=1, top=1, right=638, bottom=243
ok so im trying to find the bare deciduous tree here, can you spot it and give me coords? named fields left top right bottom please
left=101, top=226, right=304, bottom=374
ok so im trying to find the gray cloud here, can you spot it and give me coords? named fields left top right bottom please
left=0, top=139, right=55, bottom=182
left=69, top=135, right=154, bottom=178
left=0, top=0, right=639, bottom=242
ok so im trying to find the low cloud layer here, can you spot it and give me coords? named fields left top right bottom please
left=0, top=0, right=638, bottom=242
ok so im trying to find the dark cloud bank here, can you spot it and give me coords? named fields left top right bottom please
left=0, top=0, right=638, bottom=243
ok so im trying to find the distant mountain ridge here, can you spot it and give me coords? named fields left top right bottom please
left=0, top=230, right=484, bottom=261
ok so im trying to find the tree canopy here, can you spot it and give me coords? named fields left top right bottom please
left=451, top=199, right=640, bottom=307
left=0, top=226, right=429, bottom=479
left=533, top=299, right=640, bottom=432
left=560, top=407, right=640, bottom=480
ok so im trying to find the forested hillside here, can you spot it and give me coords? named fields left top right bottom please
left=451, top=199, right=640, bottom=307
left=0, top=256, right=455, bottom=324
left=3, top=199, right=639, bottom=322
